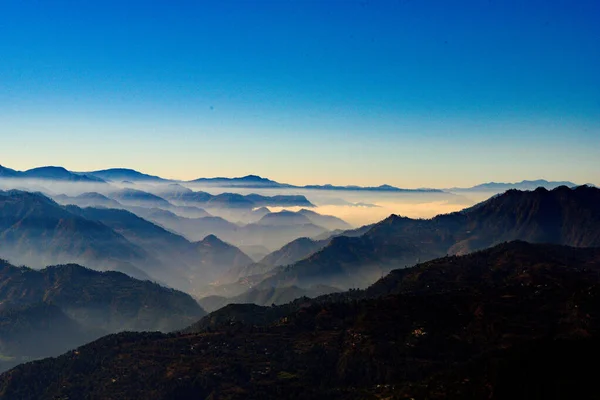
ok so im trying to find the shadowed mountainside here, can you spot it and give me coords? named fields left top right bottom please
left=0, top=190, right=153, bottom=280
left=0, top=190, right=255, bottom=294
left=3, top=242, right=600, bottom=399
left=0, top=260, right=205, bottom=373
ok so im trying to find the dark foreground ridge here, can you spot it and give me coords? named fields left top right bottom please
left=2, top=241, right=600, bottom=399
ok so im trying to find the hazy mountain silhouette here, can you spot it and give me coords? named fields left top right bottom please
left=189, top=175, right=444, bottom=192
left=238, top=244, right=271, bottom=261
left=0, top=190, right=153, bottom=280
left=190, top=175, right=288, bottom=188
left=54, top=192, right=124, bottom=209
left=160, top=187, right=314, bottom=209
left=209, top=223, right=377, bottom=293
left=134, top=205, right=329, bottom=252
left=65, top=206, right=254, bottom=292
left=0, top=166, right=105, bottom=183
left=208, top=264, right=283, bottom=295
left=301, top=183, right=443, bottom=192
left=188, top=235, right=255, bottom=283
left=449, top=179, right=577, bottom=192
left=84, top=168, right=167, bottom=182
left=244, top=194, right=314, bottom=207
left=239, top=214, right=328, bottom=250
left=0, top=190, right=257, bottom=294
left=4, top=242, right=600, bottom=399
left=137, top=209, right=240, bottom=242
left=259, top=237, right=326, bottom=267
left=108, top=188, right=173, bottom=208
left=22, top=167, right=106, bottom=183
left=0, top=260, right=205, bottom=372
left=297, top=208, right=352, bottom=230
left=0, top=166, right=19, bottom=178
left=255, top=210, right=313, bottom=226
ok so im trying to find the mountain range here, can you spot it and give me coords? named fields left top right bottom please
left=0, top=189, right=359, bottom=296
left=2, top=164, right=589, bottom=194
left=4, top=181, right=600, bottom=309
left=3, top=241, right=600, bottom=399
left=217, top=185, right=600, bottom=293
left=143, top=185, right=315, bottom=210
left=448, top=179, right=580, bottom=192
left=0, top=190, right=258, bottom=294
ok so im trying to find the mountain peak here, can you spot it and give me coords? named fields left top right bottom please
left=240, top=175, right=270, bottom=181
left=202, top=234, right=222, bottom=242
left=199, top=234, right=232, bottom=248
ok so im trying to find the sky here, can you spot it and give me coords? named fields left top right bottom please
left=1, top=0, right=599, bottom=188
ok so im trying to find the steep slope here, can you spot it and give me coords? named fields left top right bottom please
left=210, top=223, right=381, bottom=292
left=0, top=190, right=152, bottom=279
left=188, top=235, right=254, bottom=283
left=259, top=185, right=600, bottom=290
left=259, top=237, right=326, bottom=267
left=65, top=206, right=196, bottom=289
left=3, top=242, right=600, bottom=399
left=297, top=208, right=352, bottom=230
left=449, top=185, right=600, bottom=253
left=0, top=260, right=205, bottom=373
left=67, top=207, right=253, bottom=292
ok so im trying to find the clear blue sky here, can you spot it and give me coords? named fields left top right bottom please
left=1, top=0, right=598, bottom=187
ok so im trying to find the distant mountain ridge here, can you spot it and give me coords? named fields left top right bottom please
left=83, top=168, right=167, bottom=182
left=0, top=165, right=105, bottom=183
left=251, top=185, right=600, bottom=291
left=3, top=164, right=592, bottom=192
left=191, top=176, right=445, bottom=192
left=449, top=179, right=579, bottom=192
left=157, top=187, right=314, bottom=209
